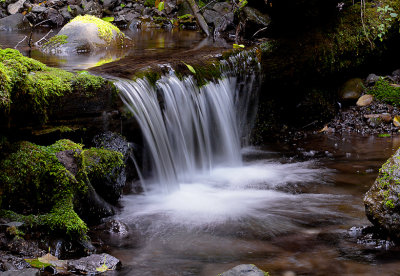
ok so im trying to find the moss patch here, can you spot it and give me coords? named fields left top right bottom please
left=70, top=15, right=125, bottom=45
left=369, top=78, right=400, bottom=106
left=0, top=48, right=107, bottom=123
left=0, top=139, right=124, bottom=239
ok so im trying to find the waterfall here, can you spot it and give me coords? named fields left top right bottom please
left=115, top=53, right=260, bottom=193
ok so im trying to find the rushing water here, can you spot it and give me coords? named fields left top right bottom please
left=111, top=62, right=400, bottom=275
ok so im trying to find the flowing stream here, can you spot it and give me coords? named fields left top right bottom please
left=110, top=58, right=400, bottom=275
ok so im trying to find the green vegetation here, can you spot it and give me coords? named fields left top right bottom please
left=44, top=35, right=68, bottom=48
left=0, top=48, right=107, bottom=123
left=0, top=139, right=124, bottom=239
left=369, top=79, right=400, bottom=106
left=70, top=15, right=125, bottom=45
left=144, top=0, right=155, bottom=7
left=378, top=133, right=392, bottom=137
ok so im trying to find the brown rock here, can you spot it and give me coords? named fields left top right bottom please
left=356, top=94, right=373, bottom=107
left=364, top=113, right=392, bottom=122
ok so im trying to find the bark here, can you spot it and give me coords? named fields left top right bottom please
left=185, top=0, right=210, bottom=36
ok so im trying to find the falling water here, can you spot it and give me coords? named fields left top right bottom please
left=115, top=52, right=260, bottom=192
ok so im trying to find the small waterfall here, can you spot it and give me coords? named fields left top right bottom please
left=115, top=52, right=260, bottom=193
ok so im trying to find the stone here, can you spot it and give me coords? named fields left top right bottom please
left=59, top=6, right=72, bottom=20
left=220, top=264, right=267, bottom=276
left=67, top=4, right=84, bottom=17
left=392, top=69, right=400, bottom=83
left=102, top=0, right=117, bottom=9
left=0, top=13, right=28, bottom=31
left=47, top=0, right=65, bottom=7
left=2, top=268, right=40, bottom=276
left=203, top=9, right=219, bottom=24
left=41, top=15, right=125, bottom=54
left=44, top=8, right=65, bottom=26
left=7, top=0, right=25, bottom=15
left=364, top=113, right=392, bottom=123
left=356, top=94, right=373, bottom=107
left=31, top=4, right=47, bottom=13
left=82, top=0, right=103, bottom=17
left=364, top=148, right=400, bottom=240
left=67, top=253, right=121, bottom=274
left=338, top=78, right=364, bottom=101
left=365, top=74, right=380, bottom=86
left=212, top=1, right=231, bottom=14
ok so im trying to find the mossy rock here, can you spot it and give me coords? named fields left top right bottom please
left=0, top=139, right=124, bottom=239
left=41, top=15, right=126, bottom=54
left=364, top=147, right=400, bottom=240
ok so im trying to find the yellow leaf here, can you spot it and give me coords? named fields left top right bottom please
left=96, top=264, right=108, bottom=272
left=393, top=115, right=400, bottom=127
left=233, top=44, right=245, bottom=49
left=182, top=62, right=196, bottom=74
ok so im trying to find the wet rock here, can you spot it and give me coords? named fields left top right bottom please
left=41, top=15, right=125, bottom=54
left=7, top=239, right=46, bottom=258
left=203, top=9, right=219, bottom=24
left=356, top=94, right=374, bottom=107
left=242, top=6, right=271, bottom=38
left=94, top=219, right=129, bottom=238
left=220, top=264, right=267, bottom=276
left=59, top=6, right=73, bottom=20
left=7, top=0, right=25, bottom=15
left=31, top=4, right=47, bottom=13
left=67, top=4, right=83, bottom=17
left=212, top=1, right=231, bottom=14
left=364, top=113, right=391, bottom=123
left=364, top=148, right=400, bottom=240
left=365, top=74, right=380, bottom=86
left=2, top=268, right=40, bottom=276
left=338, top=78, right=364, bottom=101
left=0, top=254, right=31, bottom=271
left=67, top=253, right=121, bottom=274
left=392, top=69, right=400, bottom=83
left=102, top=0, right=117, bottom=9
left=0, top=13, right=28, bottom=30
left=82, top=0, right=103, bottom=17
left=47, top=0, right=65, bottom=7
left=44, top=8, right=65, bottom=26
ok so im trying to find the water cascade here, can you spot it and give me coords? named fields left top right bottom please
left=115, top=52, right=260, bottom=193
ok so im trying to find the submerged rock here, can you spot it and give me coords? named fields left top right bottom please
left=364, top=148, right=400, bottom=240
left=41, top=15, right=125, bottom=54
left=67, top=253, right=121, bottom=274
left=220, top=264, right=268, bottom=276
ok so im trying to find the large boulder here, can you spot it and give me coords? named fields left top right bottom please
left=41, top=15, right=125, bottom=54
left=364, top=148, right=400, bottom=240
left=0, top=14, right=29, bottom=31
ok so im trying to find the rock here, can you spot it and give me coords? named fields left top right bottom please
left=364, top=148, right=400, bottom=240
left=242, top=6, right=271, bottom=37
left=41, top=15, right=125, bottom=54
left=339, top=78, right=364, bottom=101
left=364, top=113, right=392, bottom=123
left=31, top=5, right=47, bottom=13
left=356, top=94, right=373, bottom=107
left=67, top=4, right=83, bottom=17
left=59, top=6, right=73, bottom=20
left=102, top=0, right=117, bottom=9
left=44, top=8, right=65, bottom=26
left=67, top=253, right=121, bottom=274
left=212, top=1, right=231, bottom=14
left=392, top=69, right=400, bottom=83
left=7, top=0, right=25, bottom=15
left=220, top=264, right=267, bottom=276
left=82, top=0, right=103, bottom=17
left=47, top=0, right=65, bottom=7
left=365, top=74, right=380, bottom=86
left=2, top=268, right=40, bottom=276
left=203, top=9, right=219, bottom=24
left=0, top=13, right=28, bottom=30
left=0, top=254, right=31, bottom=271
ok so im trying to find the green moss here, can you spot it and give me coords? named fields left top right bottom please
left=25, top=259, right=52, bottom=269
left=70, top=15, right=125, bottom=45
left=44, top=35, right=68, bottom=48
left=0, top=48, right=111, bottom=123
left=144, top=0, right=155, bottom=7
left=369, top=78, right=400, bottom=106
left=0, top=139, right=124, bottom=239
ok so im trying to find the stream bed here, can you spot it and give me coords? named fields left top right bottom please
left=108, top=134, right=400, bottom=276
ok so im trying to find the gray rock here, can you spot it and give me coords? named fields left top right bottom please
left=7, top=0, right=25, bottom=15
left=2, top=268, right=40, bottom=276
left=67, top=253, right=121, bottom=274
left=67, top=4, right=84, bottom=17
left=392, top=69, right=400, bottom=83
left=243, top=6, right=271, bottom=27
left=365, top=73, right=380, bottom=86
left=31, top=4, right=47, bottom=13
left=41, top=16, right=125, bottom=54
left=364, top=148, right=400, bottom=239
left=220, top=264, right=267, bottom=276
left=203, top=9, right=219, bottom=24
left=47, top=0, right=65, bottom=7
left=59, top=6, right=72, bottom=20
left=83, top=0, right=103, bottom=17
left=338, top=78, right=364, bottom=101
left=212, top=1, right=231, bottom=14
left=102, top=0, right=117, bottom=9
left=44, top=7, right=65, bottom=26
left=0, top=13, right=29, bottom=30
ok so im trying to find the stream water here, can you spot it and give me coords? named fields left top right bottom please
left=2, top=28, right=400, bottom=275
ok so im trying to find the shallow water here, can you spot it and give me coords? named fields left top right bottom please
left=0, top=28, right=226, bottom=70
left=106, top=134, right=400, bottom=276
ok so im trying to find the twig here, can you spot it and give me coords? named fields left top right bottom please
left=199, top=0, right=218, bottom=12
left=252, top=26, right=268, bottom=38
left=14, top=35, right=27, bottom=49
left=34, top=29, right=53, bottom=47
left=28, top=19, right=53, bottom=48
